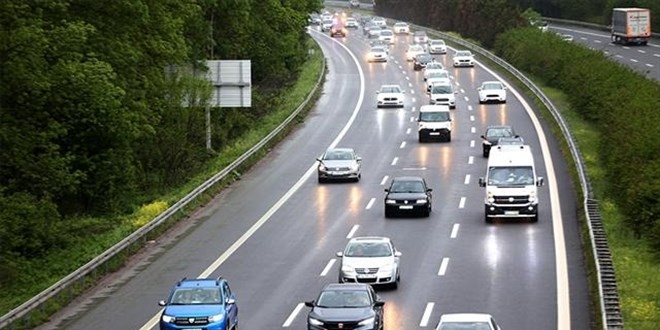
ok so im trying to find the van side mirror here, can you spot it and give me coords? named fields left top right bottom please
left=537, top=177, right=544, bottom=187
left=479, top=177, right=486, bottom=187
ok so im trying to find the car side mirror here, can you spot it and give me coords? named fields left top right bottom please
left=305, top=301, right=315, bottom=307
left=384, top=188, right=390, bottom=192
left=336, top=251, right=344, bottom=257
left=356, top=157, right=362, bottom=162
left=537, top=177, right=544, bottom=187
left=480, top=135, right=486, bottom=139
left=316, top=158, right=322, bottom=162
left=479, top=177, right=486, bottom=187
left=226, top=297, right=236, bottom=305
left=394, top=251, right=402, bottom=257
left=158, top=300, right=167, bottom=307
left=374, top=301, right=385, bottom=307
left=478, top=88, right=482, bottom=91
left=427, top=188, right=433, bottom=192
left=376, top=91, right=380, bottom=94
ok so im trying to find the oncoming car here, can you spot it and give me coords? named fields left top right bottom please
left=413, top=53, right=434, bottom=71
left=477, top=81, right=507, bottom=104
left=406, top=44, right=425, bottom=62
left=376, top=84, right=405, bottom=108
left=316, top=148, right=362, bottom=183
left=305, top=283, right=384, bottom=330
left=429, top=81, right=457, bottom=109
left=428, top=39, right=447, bottom=54
left=452, top=50, right=475, bottom=67
left=158, top=277, right=238, bottom=330
left=412, top=30, right=428, bottom=44
left=384, top=176, right=432, bottom=217
left=481, top=125, right=516, bottom=157
left=336, top=236, right=402, bottom=288
left=435, top=313, right=502, bottom=330
left=393, top=22, right=410, bottom=34
left=367, top=46, right=388, bottom=62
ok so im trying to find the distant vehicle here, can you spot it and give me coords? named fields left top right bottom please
left=372, top=16, right=387, bottom=27
left=559, top=33, right=574, bottom=42
left=367, top=25, right=383, bottom=38
left=384, top=176, right=432, bottom=217
left=367, top=46, right=388, bottom=62
left=309, top=13, right=321, bottom=25
left=369, top=39, right=390, bottom=52
left=413, top=53, right=434, bottom=71
left=435, top=313, right=502, bottom=330
left=427, top=39, right=447, bottom=54
left=321, top=19, right=333, bottom=32
left=425, top=70, right=451, bottom=93
left=393, top=22, right=410, bottom=34
left=478, top=144, right=544, bottom=223
left=477, top=81, right=507, bottom=104
left=611, top=7, right=651, bottom=45
left=330, top=21, right=347, bottom=37
left=378, top=29, right=395, bottom=44
left=406, top=44, right=425, bottom=61
left=452, top=50, right=475, bottom=67
left=429, top=81, right=457, bottom=109
left=412, top=30, right=428, bottom=44
left=336, top=236, right=402, bottom=288
left=305, top=283, right=384, bottom=330
left=480, top=125, right=516, bottom=157
left=417, top=104, right=452, bottom=142
left=423, top=62, right=445, bottom=81
left=345, top=17, right=359, bottom=28
left=158, top=277, right=238, bottom=330
left=349, top=0, right=360, bottom=8
left=316, top=148, right=362, bottom=183
left=376, top=84, right=405, bottom=108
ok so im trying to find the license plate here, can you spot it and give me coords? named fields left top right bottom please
left=399, top=205, right=413, bottom=210
left=505, top=210, right=519, bottom=215
left=430, top=132, right=440, bottom=135
left=358, top=274, right=376, bottom=279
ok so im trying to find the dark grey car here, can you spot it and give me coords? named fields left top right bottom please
left=481, top=125, right=516, bottom=157
left=384, top=176, right=432, bottom=217
left=305, top=283, right=384, bottom=330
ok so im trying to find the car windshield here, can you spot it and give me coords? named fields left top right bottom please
left=380, top=30, right=393, bottom=36
left=409, top=45, right=424, bottom=52
left=431, top=85, right=452, bottom=94
left=390, top=180, right=425, bottom=193
left=317, top=290, right=371, bottom=308
left=488, top=166, right=534, bottom=185
left=420, top=111, right=450, bottom=122
left=380, top=86, right=401, bottom=93
left=431, top=40, right=445, bottom=45
left=438, top=322, right=492, bottom=330
left=416, top=54, right=432, bottom=61
left=429, top=72, right=448, bottom=79
left=456, top=51, right=472, bottom=57
left=486, top=127, right=513, bottom=138
left=169, top=288, right=223, bottom=305
left=345, top=242, right=393, bottom=257
left=482, top=82, right=503, bottom=90
left=324, top=150, right=354, bottom=161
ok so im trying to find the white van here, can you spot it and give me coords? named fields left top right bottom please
left=417, top=105, right=452, bottom=142
left=478, top=145, right=544, bottom=223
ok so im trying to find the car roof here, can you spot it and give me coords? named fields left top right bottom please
left=323, top=283, right=372, bottom=291
left=485, top=125, right=513, bottom=131
left=439, top=313, right=494, bottom=323
left=348, top=236, right=391, bottom=243
left=392, top=176, right=425, bottom=182
left=420, top=105, right=450, bottom=112
left=177, top=277, right=225, bottom=288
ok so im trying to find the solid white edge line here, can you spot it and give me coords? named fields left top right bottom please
left=282, top=302, right=305, bottom=327
left=140, top=29, right=367, bottom=330
left=320, top=259, right=336, bottom=276
left=366, top=198, right=375, bottom=209
left=438, top=257, right=449, bottom=276
left=346, top=225, right=360, bottom=239
left=419, top=302, right=435, bottom=327
left=450, top=224, right=459, bottom=239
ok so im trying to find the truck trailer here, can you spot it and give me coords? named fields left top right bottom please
left=611, top=7, right=652, bottom=45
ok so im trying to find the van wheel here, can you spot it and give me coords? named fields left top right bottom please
left=485, top=215, right=493, bottom=224
left=446, top=134, right=451, bottom=142
left=531, top=214, right=538, bottom=223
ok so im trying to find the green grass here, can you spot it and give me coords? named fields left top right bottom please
left=0, top=37, right=325, bottom=328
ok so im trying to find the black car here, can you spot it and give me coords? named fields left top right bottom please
left=481, top=125, right=516, bottom=157
left=306, top=283, right=384, bottom=330
left=413, top=53, right=434, bottom=71
left=384, top=176, right=432, bottom=217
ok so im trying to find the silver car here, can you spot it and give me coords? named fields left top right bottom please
left=337, top=237, right=402, bottom=289
left=317, top=148, right=362, bottom=183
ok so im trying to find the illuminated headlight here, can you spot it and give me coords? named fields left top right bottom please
left=161, top=314, right=175, bottom=323
left=309, top=317, right=323, bottom=326
left=341, top=265, right=356, bottom=275
left=208, top=313, right=225, bottom=323
left=349, top=164, right=359, bottom=171
left=528, top=191, right=537, bottom=203
left=378, top=264, right=393, bottom=274
left=416, top=199, right=428, bottom=204
left=385, top=199, right=396, bottom=204
left=487, top=192, right=495, bottom=203
left=359, top=317, right=375, bottom=326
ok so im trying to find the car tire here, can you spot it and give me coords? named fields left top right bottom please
left=482, top=147, right=489, bottom=158
left=485, top=215, right=493, bottom=224
left=531, top=214, right=538, bottom=223
left=446, top=133, right=451, bottom=142
left=385, top=208, right=393, bottom=218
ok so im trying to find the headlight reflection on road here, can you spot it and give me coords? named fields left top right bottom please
left=382, top=298, right=403, bottom=329
left=484, top=227, right=501, bottom=273
left=315, top=185, right=329, bottom=234
left=348, top=185, right=362, bottom=215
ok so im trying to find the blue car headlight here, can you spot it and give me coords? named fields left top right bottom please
left=161, top=314, right=175, bottom=323
left=208, top=313, right=225, bottom=323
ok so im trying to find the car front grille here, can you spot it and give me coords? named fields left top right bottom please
left=355, top=267, right=379, bottom=274
left=321, top=321, right=361, bottom=329
left=383, top=97, right=399, bottom=101
left=493, top=195, right=529, bottom=204
left=173, top=316, right=209, bottom=326
left=434, top=98, right=449, bottom=102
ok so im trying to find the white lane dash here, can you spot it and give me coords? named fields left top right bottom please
left=406, top=128, right=411, bottom=134
left=391, top=157, right=399, bottom=166
left=468, top=105, right=473, bottom=111
left=320, top=259, right=336, bottom=276
left=468, top=156, right=474, bottom=164
left=420, top=302, right=435, bottom=327
left=470, top=115, right=475, bottom=121
left=366, top=197, right=376, bottom=209
left=346, top=225, right=359, bottom=239
left=410, top=116, right=415, bottom=122
left=623, top=46, right=630, bottom=49
left=405, top=75, right=410, bottom=80
left=460, top=88, right=465, bottom=93
left=411, top=106, right=417, bottom=112
left=630, top=58, right=639, bottom=63
left=638, top=49, right=646, bottom=54
left=470, top=140, right=475, bottom=148
left=464, top=96, right=469, bottom=102
left=594, top=40, right=602, bottom=43
left=471, top=127, right=476, bottom=133
left=438, top=258, right=449, bottom=276
left=654, top=53, right=660, bottom=58
left=409, top=82, right=413, bottom=88
left=400, top=141, right=407, bottom=149
left=464, top=175, right=471, bottom=185
left=380, top=176, right=389, bottom=185
left=615, top=54, right=623, bottom=58
left=412, top=98, right=417, bottom=104
left=459, top=197, right=466, bottom=209
left=450, top=224, right=459, bottom=238
left=646, top=63, right=654, bottom=68
left=455, top=81, right=461, bottom=86
left=283, top=303, right=305, bottom=327
left=411, top=90, right=415, bottom=95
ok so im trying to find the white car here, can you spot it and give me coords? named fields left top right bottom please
left=367, top=46, right=388, bottom=62
left=435, top=313, right=502, bottom=330
left=560, top=33, right=574, bottom=42
left=412, top=31, right=428, bottom=44
left=427, top=39, right=447, bottom=54
left=478, top=81, right=507, bottom=104
left=345, top=17, right=359, bottom=28
left=393, top=22, right=410, bottom=34
left=378, top=29, right=394, bottom=44
left=316, top=148, right=362, bottom=183
left=376, top=84, right=405, bottom=108
left=423, top=62, right=445, bottom=81
left=425, top=70, right=451, bottom=93
left=371, top=17, right=387, bottom=27
left=406, top=44, right=425, bottom=62
left=321, top=19, right=333, bottom=32
left=452, top=50, right=475, bottom=67
left=429, top=81, right=456, bottom=109
left=336, top=236, right=402, bottom=288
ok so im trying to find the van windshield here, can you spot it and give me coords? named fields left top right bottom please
left=420, top=112, right=450, bottom=122
left=488, top=166, right=534, bottom=186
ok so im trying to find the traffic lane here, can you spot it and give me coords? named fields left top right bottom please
left=548, top=25, right=659, bottom=80
left=46, top=31, right=366, bottom=330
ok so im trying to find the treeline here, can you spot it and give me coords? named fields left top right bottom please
left=493, top=28, right=660, bottom=250
left=0, top=0, right=321, bottom=284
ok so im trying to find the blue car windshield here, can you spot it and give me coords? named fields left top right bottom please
left=170, top=288, right=223, bottom=305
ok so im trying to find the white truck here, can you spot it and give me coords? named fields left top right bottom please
left=611, top=8, right=652, bottom=45
left=478, top=144, right=544, bottom=223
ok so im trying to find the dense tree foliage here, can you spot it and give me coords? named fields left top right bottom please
left=0, top=0, right=321, bottom=287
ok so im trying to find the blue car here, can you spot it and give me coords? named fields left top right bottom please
left=159, top=277, right=238, bottom=330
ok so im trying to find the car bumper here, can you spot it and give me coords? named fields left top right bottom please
left=430, top=99, right=455, bottom=108
left=377, top=100, right=404, bottom=107
left=419, top=128, right=450, bottom=140
left=485, top=203, right=538, bottom=218
left=385, top=203, right=428, bottom=215
left=318, top=170, right=360, bottom=181
left=339, top=272, right=396, bottom=286
left=160, top=321, right=228, bottom=330
left=309, top=323, right=377, bottom=330
left=453, top=61, right=474, bottom=67
left=429, top=48, right=447, bottom=54
left=479, top=95, right=506, bottom=103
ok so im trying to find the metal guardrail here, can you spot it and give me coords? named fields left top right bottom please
left=0, top=34, right=326, bottom=330
left=402, top=22, right=623, bottom=329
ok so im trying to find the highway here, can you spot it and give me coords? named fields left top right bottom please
left=38, top=20, right=592, bottom=330
left=549, top=24, right=660, bottom=81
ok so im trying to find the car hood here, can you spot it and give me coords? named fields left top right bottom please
left=343, top=256, right=394, bottom=268
left=378, top=92, right=403, bottom=98
left=386, top=192, right=428, bottom=200
left=164, top=304, right=224, bottom=317
left=427, top=77, right=451, bottom=85
left=320, top=160, right=357, bottom=168
left=310, top=307, right=375, bottom=321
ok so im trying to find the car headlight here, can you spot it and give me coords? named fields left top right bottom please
left=378, top=264, right=394, bottom=274
left=359, top=317, right=375, bottom=326
left=318, top=164, right=327, bottom=171
left=528, top=190, right=537, bottom=203
left=487, top=191, right=495, bottom=204
left=416, top=199, right=428, bottom=204
left=385, top=199, right=396, bottom=204
left=342, top=265, right=356, bottom=274
left=208, top=313, right=225, bottom=323
left=162, top=314, right=175, bottom=323
left=309, top=317, right=324, bottom=326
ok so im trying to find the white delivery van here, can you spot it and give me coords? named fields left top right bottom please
left=478, top=144, right=544, bottom=223
left=417, top=105, right=452, bottom=142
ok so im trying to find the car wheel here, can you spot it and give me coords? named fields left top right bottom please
left=446, top=133, right=451, bottom=142
left=485, top=215, right=493, bottom=224
left=531, top=214, right=538, bottom=223
left=482, top=147, right=489, bottom=158
left=385, top=208, right=393, bottom=218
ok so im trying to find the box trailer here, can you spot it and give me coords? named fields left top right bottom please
left=611, top=8, right=651, bottom=45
